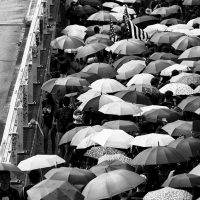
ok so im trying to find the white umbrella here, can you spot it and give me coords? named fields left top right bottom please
left=126, top=73, right=154, bottom=86
left=160, top=64, right=190, bottom=76
left=167, top=24, right=193, bottom=32
left=102, top=2, right=119, bottom=9
left=189, top=164, right=200, bottom=176
left=62, top=24, right=87, bottom=33
left=130, top=133, right=175, bottom=147
left=77, top=89, right=101, bottom=102
left=144, top=24, right=167, bottom=37
left=187, top=17, right=200, bottom=26
left=91, top=129, right=134, bottom=149
left=112, top=6, right=135, bottom=15
left=17, top=155, right=65, bottom=171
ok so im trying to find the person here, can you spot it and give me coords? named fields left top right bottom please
left=94, top=26, right=100, bottom=34
left=0, top=170, right=20, bottom=200
left=20, top=170, right=41, bottom=200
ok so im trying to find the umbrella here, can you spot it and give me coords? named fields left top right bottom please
left=78, top=94, right=123, bottom=111
left=99, top=101, right=142, bottom=116
left=59, top=126, right=87, bottom=146
left=115, top=90, right=152, bottom=105
left=18, top=155, right=65, bottom=171
left=81, top=62, right=117, bottom=78
left=188, top=29, right=200, bottom=37
left=126, top=73, right=154, bottom=86
left=161, top=18, right=185, bottom=26
left=79, top=0, right=101, bottom=6
left=187, top=17, right=200, bottom=27
left=100, top=24, right=121, bottom=34
left=62, top=29, right=86, bottom=40
left=74, top=5, right=97, bottom=17
left=77, top=89, right=101, bottom=102
left=172, top=36, right=200, bottom=51
left=85, top=34, right=113, bottom=46
left=112, top=6, right=135, bottom=15
left=0, top=163, right=21, bottom=172
left=144, top=24, right=167, bottom=37
left=178, top=46, right=200, bottom=60
left=103, top=120, right=139, bottom=133
left=91, top=129, right=134, bottom=149
left=142, top=108, right=181, bottom=123
left=143, top=59, right=175, bottom=75
left=132, top=146, right=187, bottom=165
left=162, top=120, right=193, bottom=137
left=84, top=146, right=126, bottom=159
left=90, top=78, right=126, bottom=93
left=183, top=0, right=200, bottom=5
left=143, top=187, right=192, bottom=200
left=162, top=173, right=200, bottom=188
left=90, top=160, right=134, bottom=176
left=82, top=169, right=146, bottom=200
left=170, top=73, right=200, bottom=86
left=45, top=167, right=96, bottom=185
left=181, top=60, right=200, bottom=68
left=116, top=60, right=146, bottom=80
left=27, top=179, right=84, bottom=200
left=71, top=125, right=104, bottom=146
left=116, top=0, right=136, bottom=3
left=160, top=64, right=190, bottom=76
left=150, top=52, right=178, bottom=60
left=132, top=15, right=159, bottom=29
left=62, top=24, right=87, bottom=33
left=159, top=83, right=194, bottom=96
left=69, top=72, right=101, bottom=83
left=106, top=39, right=147, bottom=55
left=127, top=84, right=160, bottom=95
left=51, top=35, right=84, bottom=50
left=113, top=55, right=144, bottom=70
left=130, top=133, right=174, bottom=147
left=150, top=31, right=185, bottom=45
left=102, top=2, right=119, bottom=9
left=168, top=137, right=200, bottom=159
left=41, top=78, right=59, bottom=93
left=189, top=164, right=200, bottom=176
left=87, top=11, right=117, bottom=22
left=167, top=24, right=193, bottom=32
left=75, top=43, right=107, bottom=59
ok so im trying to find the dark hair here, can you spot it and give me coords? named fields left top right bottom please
left=28, top=170, right=41, bottom=184
left=62, top=96, right=70, bottom=106
left=165, top=90, right=173, bottom=98
left=151, top=77, right=159, bottom=87
left=94, top=26, right=100, bottom=34
left=171, top=70, right=179, bottom=76
left=0, top=170, right=10, bottom=177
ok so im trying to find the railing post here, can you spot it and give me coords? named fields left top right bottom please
left=23, top=84, right=29, bottom=126
left=17, top=105, right=24, bottom=152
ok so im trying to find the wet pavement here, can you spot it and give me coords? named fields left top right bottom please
left=0, top=0, right=30, bottom=140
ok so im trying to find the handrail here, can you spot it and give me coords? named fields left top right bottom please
left=0, top=0, right=44, bottom=163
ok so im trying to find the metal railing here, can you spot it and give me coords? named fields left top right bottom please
left=0, top=0, right=50, bottom=164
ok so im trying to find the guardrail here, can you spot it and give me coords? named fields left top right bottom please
left=0, top=0, right=51, bottom=164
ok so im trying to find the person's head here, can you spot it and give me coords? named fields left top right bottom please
left=164, top=90, right=173, bottom=99
left=171, top=69, right=179, bottom=76
left=62, top=96, right=70, bottom=107
left=151, top=77, right=160, bottom=87
left=0, top=171, right=10, bottom=191
left=73, top=109, right=83, bottom=123
left=28, top=169, right=41, bottom=185
left=94, top=26, right=100, bottom=34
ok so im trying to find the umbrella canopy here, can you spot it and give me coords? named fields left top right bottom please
left=172, top=36, right=200, bottom=51
left=100, top=24, right=121, bottom=34
left=0, top=163, right=21, bottom=172
left=77, top=89, right=101, bottom=102
left=116, top=60, right=146, bottom=80
left=99, top=101, right=142, bottom=116
left=27, top=179, right=84, bottom=200
left=144, top=59, right=175, bottom=75
left=106, top=39, right=147, bottom=55
left=159, top=83, right=194, bottom=96
left=79, top=0, right=101, bottom=6
left=103, top=120, right=139, bottom=133
left=81, top=63, right=117, bottom=78
left=142, top=108, right=181, bottom=123
left=82, top=169, right=146, bottom=200
left=187, top=17, right=200, bottom=26
left=116, top=0, right=136, bottom=3
left=170, top=73, right=200, bottom=86
left=178, top=46, right=200, bottom=60
left=41, top=78, right=58, bottom=93
left=130, top=133, right=174, bottom=147
left=74, top=5, right=98, bottom=17
left=18, top=155, right=65, bottom=171
left=51, top=35, right=84, bottom=50
left=78, top=94, right=123, bottom=111
left=90, top=160, right=135, bottom=176
left=150, top=52, right=178, bottom=60
left=61, top=29, right=86, bottom=40
left=91, top=129, right=134, bottom=149
left=167, top=24, right=193, bottom=32
left=69, top=72, right=101, bottom=83
left=75, top=43, right=107, bottom=59
left=114, top=90, right=152, bottom=105
left=127, top=84, right=160, bottom=95
left=168, top=137, right=200, bottom=159
left=160, top=64, right=190, bottom=76
left=132, top=146, right=187, bottom=165
left=85, top=34, right=113, bottom=45
left=84, top=146, right=126, bottom=159
left=102, top=2, right=119, bottom=9
left=189, top=164, right=200, bottom=176
left=150, top=31, right=185, bottom=45
left=87, top=11, right=118, bottom=22
left=183, top=0, right=200, bottom=5
left=162, top=120, right=193, bottom=137
left=161, top=18, right=185, bottom=26
left=63, top=24, right=87, bottom=33
left=45, top=167, right=96, bottom=185
left=162, top=173, right=200, bottom=188
left=126, top=73, right=154, bottom=86
left=132, top=15, right=159, bottom=29
left=59, top=126, right=87, bottom=146
left=143, top=187, right=193, bottom=200
left=90, top=78, right=126, bottom=93
left=112, top=5, right=135, bottom=15
left=144, top=24, right=167, bottom=37
left=113, top=55, right=144, bottom=70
